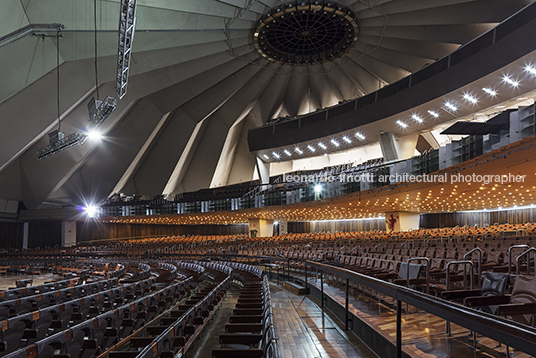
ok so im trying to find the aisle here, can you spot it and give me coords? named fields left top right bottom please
left=188, top=284, right=241, bottom=358
left=270, top=283, right=377, bottom=358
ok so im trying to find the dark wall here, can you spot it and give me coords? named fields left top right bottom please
left=76, top=222, right=248, bottom=243
left=28, top=222, right=62, bottom=248
left=0, top=222, right=24, bottom=249
left=420, top=208, right=536, bottom=228
left=288, top=219, right=385, bottom=233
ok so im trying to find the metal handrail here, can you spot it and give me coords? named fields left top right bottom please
left=350, top=246, right=361, bottom=256
left=516, top=248, right=536, bottom=275
left=406, top=257, right=430, bottom=294
left=446, top=260, right=474, bottom=291
left=508, top=245, right=530, bottom=276
left=303, top=260, right=536, bottom=357
left=464, top=247, right=482, bottom=287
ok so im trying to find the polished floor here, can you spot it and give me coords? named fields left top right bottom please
left=301, top=275, right=531, bottom=358
left=270, top=283, right=377, bottom=358
left=0, top=272, right=62, bottom=291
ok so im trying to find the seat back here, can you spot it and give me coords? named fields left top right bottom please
left=509, top=275, right=536, bottom=325
left=481, top=272, right=509, bottom=297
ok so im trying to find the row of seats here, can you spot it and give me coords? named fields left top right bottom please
left=0, top=277, right=157, bottom=356
left=0, top=277, right=84, bottom=301
left=0, top=276, right=120, bottom=319
left=3, top=276, right=193, bottom=358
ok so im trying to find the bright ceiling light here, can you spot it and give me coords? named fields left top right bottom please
left=411, top=114, right=423, bottom=123
left=86, top=129, right=103, bottom=141
left=444, top=101, right=457, bottom=111
left=295, top=147, right=303, bottom=154
left=330, top=139, right=340, bottom=147
left=84, top=204, right=98, bottom=218
left=525, top=65, right=536, bottom=76
left=314, top=184, right=322, bottom=193
left=272, top=152, right=280, bottom=159
left=307, top=145, right=316, bottom=152
left=463, top=93, right=478, bottom=104
left=318, top=142, right=327, bottom=150
left=263, top=154, right=269, bottom=159
left=284, top=149, right=291, bottom=156
left=396, top=120, right=408, bottom=128
left=427, top=110, right=439, bottom=118
left=502, top=75, right=519, bottom=87
left=355, top=132, right=365, bottom=140
left=482, top=87, right=497, bottom=96
left=342, top=136, right=351, bottom=143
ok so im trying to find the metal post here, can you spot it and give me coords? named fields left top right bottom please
left=345, top=278, right=350, bottom=331
left=288, top=258, right=290, bottom=279
left=397, top=299, right=402, bottom=358
left=320, top=270, right=324, bottom=308
left=304, top=263, right=308, bottom=290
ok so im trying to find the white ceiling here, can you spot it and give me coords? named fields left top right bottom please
left=0, top=0, right=531, bottom=209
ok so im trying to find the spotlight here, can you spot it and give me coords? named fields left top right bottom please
left=272, top=152, right=280, bottom=159
left=411, top=114, right=423, bottom=123
left=482, top=87, right=497, bottom=96
left=342, top=136, right=351, bottom=143
left=86, top=129, right=103, bottom=141
left=284, top=149, right=292, bottom=156
left=444, top=101, right=457, bottom=112
left=525, top=65, right=536, bottom=76
left=314, top=184, right=322, bottom=193
left=330, top=139, right=340, bottom=147
left=428, top=110, right=439, bottom=118
left=318, top=142, right=327, bottom=150
left=307, top=145, right=316, bottom=152
left=355, top=132, right=365, bottom=140
left=263, top=154, right=269, bottom=159
left=463, top=93, right=478, bottom=104
left=396, top=120, right=408, bottom=128
left=502, top=75, right=519, bottom=87
left=84, top=204, right=98, bottom=218
left=295, top=147, right=303, bottom=154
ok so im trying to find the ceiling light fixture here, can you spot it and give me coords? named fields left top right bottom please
left=502, top=75, right=519, bottom=87
left=295, top=147, right=303, bottom=154
left=463, top=93, right=478, bottom=104
left=307, top=145, right=316, bottom=152
left=444, top=101, right=457, bottom=112
left=318, top=142, right=327, bottom=150
left=482, top=87, right=497, bottom=96
left=284, top=149, right=292, bottom=156
left=411, top=114, right=423, bottom=123
left=330, top=139, right=340, bottom=147
left=396, top=120, right=408, bottom=128
left=428, top=110, right=439, bottom=118
left=342, top=136, right=351, bottom=143
left=355, top=132, right=365, bottom=140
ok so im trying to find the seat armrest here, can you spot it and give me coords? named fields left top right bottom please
left=441, top=289, right=482, bottom=300
left=465, top=295, right=511, bottom=307
left=498, top=302, right=536, bottom=316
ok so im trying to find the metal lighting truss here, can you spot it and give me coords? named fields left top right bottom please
left=80, top=96, right=117, bottom=145
left=36, top=97, right=116, bottom=160
left=36, top=131, right=85, bottom=160
left=116, top=0, right=137, bottom=99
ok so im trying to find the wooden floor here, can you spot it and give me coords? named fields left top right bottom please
left=271, top=283, right=377, bottom=358
left=301, top=275, right=532, bottom=358
left=0, top=272, right=61, bottom=291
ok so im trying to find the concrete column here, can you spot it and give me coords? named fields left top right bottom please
left=62, top=221, right=77, bottom=247
left=23, top=222, right=29, bottom=249
left=385, top=212, right=420, bottom=233
left=256, top=157, right=270, bottom=185
left=248, top=218, right=274, bottom=238
left=378, top=132, right=418, bottom=162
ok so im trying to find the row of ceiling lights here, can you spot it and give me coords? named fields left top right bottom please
left=265, top=65, right=536, bottom=161
left=265, top=131, right=366, bottom=160
left=396, top=66, right=536, bottom=128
